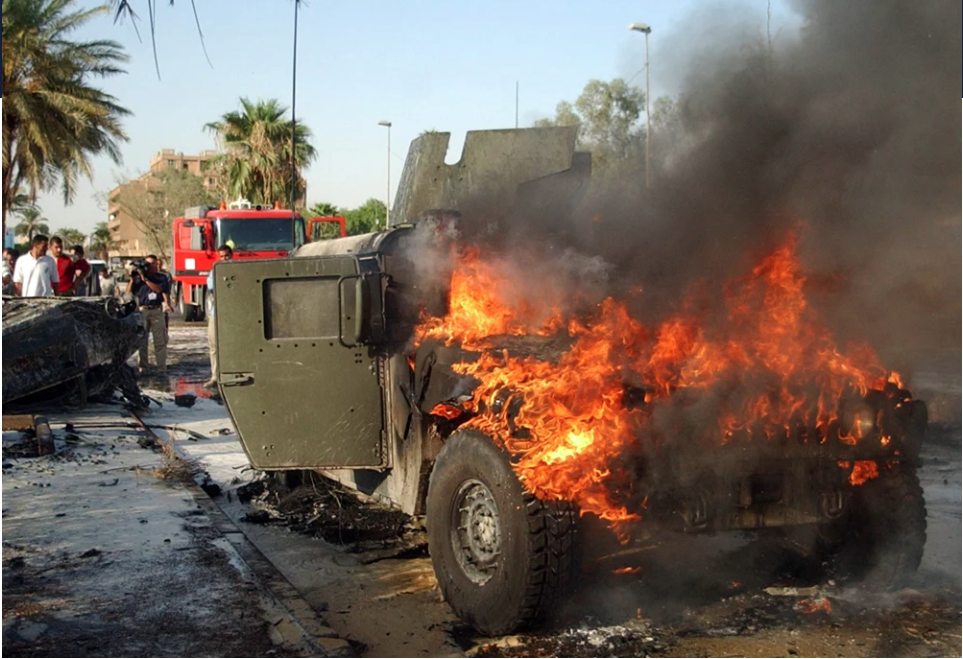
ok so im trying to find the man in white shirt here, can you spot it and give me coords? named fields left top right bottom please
left=13, top=234, right=60, bottom=297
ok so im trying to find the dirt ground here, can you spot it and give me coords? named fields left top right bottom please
left=3, top=321, right=961, bottom=658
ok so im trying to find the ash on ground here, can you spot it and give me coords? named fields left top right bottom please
left=237, top=471, right=427, bottom=556
left=473, top=590, right=961, bottom=658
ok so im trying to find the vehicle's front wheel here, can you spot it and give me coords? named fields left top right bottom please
left=820, top=463, right=927, bottom=588
left=178, top=290, right=198, bottom=322
left=195, top=289, right=207, bottom=323
left=426, top=430, right=580, bottom=636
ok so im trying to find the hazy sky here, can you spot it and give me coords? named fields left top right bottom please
left=35, top=0, right=800, bottom=234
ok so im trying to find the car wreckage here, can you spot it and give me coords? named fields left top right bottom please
left=2, top=296, right=145, bottom=409
left=212, top=127, right=929, bottom=635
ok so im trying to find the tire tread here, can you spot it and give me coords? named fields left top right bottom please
left=516, top=493, right=580, bottom=626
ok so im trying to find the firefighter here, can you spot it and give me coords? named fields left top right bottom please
left=204, top=244, right=233, bottom=389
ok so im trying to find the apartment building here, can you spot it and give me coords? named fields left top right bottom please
left=107, top=149, right=220, bottom=258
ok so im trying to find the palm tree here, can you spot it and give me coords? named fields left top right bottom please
left=56, top=227, right=86, bottom=247
left=307, top=202, right=340, bottom=217
left=2, top=0, right=131, bottom=238
left=14, top=206, right=49, bottom=241
left=6, top=186, right=32, bottom=218
left=205, top=98, right=316, bottom=207
left=88, top=221, right=115, bottom=259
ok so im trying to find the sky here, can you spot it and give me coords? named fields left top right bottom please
left=34, top=0, right=802, bottom=234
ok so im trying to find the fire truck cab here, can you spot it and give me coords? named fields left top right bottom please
left=171, top=198, right=345, bottom=321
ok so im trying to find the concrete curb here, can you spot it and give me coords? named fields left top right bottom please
left=183, top=478, right=356, bottom=657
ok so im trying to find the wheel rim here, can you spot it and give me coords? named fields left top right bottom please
left=451, top=479, right=502, bottom=585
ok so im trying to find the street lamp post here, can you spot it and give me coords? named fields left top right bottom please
left=378, top=120, right=392, bottom=229
left=628, top=22, right=652, bottom=190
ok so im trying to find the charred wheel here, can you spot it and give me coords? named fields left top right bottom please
left=426, top=430, right=580, bottom=636
left=821, top=463, right=926, bottom=588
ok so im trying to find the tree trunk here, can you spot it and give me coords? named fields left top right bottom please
left=1, top=133, right=14, bottom=241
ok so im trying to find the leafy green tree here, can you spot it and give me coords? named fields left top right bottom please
left=112, top=168, right=217, bottom=261
left=54, top=227, right=86, bottom=247
left=13, top=205, right=49, bottom=241
left=649, top=95, right=684, bottom=167
left=88, top=221, right=115, bottom=259
left=536, top=78, right=644, bottom=176
left=2, top=0, right=130, bottom=238
left=205, top=98, right=317, bottom=207
left=342, top=198, right=386, bottom=236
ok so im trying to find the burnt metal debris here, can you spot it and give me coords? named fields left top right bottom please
left=2, top=296, right=146, bottom=410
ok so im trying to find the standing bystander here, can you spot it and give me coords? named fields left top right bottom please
left=49, top=237, right=78, bottom=296
left=204, top=244, right=233, bottom=389
left=127, top=257, right=171, bottom=376
left=99, top=268, right=117, bottom=298
left=13, top=235, right=59, bottom=297
left=2, top=248, right=19, bottom=296
left=70, top=245, right=92, bottom=295
left=145, top=254, right=175, bottom=330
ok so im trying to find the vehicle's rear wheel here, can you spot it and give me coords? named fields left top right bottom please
left=819, top=463, right=926, bottom=588
left=178, top=291, right=198, bottom=322
left=426, top=430, right=580, bottom=635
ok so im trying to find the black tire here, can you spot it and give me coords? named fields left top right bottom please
left=179, top=294, right=198, bottom=322
left=426, top=430, right=580, bottom=636
left=195, top=289, right=207, bottom=323
left=820, top=464, right=926, bottom=588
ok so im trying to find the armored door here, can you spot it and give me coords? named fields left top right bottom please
left=214, top=255, right=385, bottom=469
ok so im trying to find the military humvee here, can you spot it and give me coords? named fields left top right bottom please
left=213, top=127, right=928, bottom=636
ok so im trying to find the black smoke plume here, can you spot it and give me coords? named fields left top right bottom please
left=460, top=0, right=961, bottom=374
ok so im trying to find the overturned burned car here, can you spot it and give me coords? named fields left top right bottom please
left=213, top=127, right=928, bottom=635
left=2, top=296, right=144, bottom=409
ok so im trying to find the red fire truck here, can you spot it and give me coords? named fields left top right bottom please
left=171, top=199, right=346, bottom=321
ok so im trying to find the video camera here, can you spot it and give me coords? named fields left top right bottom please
left=129, top=258, right=148, bottom=277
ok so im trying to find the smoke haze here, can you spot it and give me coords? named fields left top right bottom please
left=455, top=0, right=960, bottom=376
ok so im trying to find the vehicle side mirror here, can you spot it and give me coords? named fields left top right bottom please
left=182, top=220, right=195, bottom=228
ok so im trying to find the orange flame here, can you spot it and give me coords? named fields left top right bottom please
left=796, top=597, right=833, bottom=614
left=613, top=566, right=641, bottom=575
left=415, top=233, right=896, bottom=526
left=849, top=460, right=880, bottom=486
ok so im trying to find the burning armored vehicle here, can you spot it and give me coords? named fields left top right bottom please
left=213, top=127, right=928, bottom=635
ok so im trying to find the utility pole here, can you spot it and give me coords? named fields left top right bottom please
left=515, top=80, right=519, bottom=128
left=628, top=22, right=653, bottom=190
left=290, top=0, right=300, bottom=216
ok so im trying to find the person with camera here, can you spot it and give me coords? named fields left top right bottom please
left=127, top=256, right=170, bottom=376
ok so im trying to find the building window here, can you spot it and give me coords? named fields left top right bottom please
left=183, top=163, right=189, bottom=170
left=167, top=159, right=175, bottom=167
left=208, top=178, right=216, bottom=186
